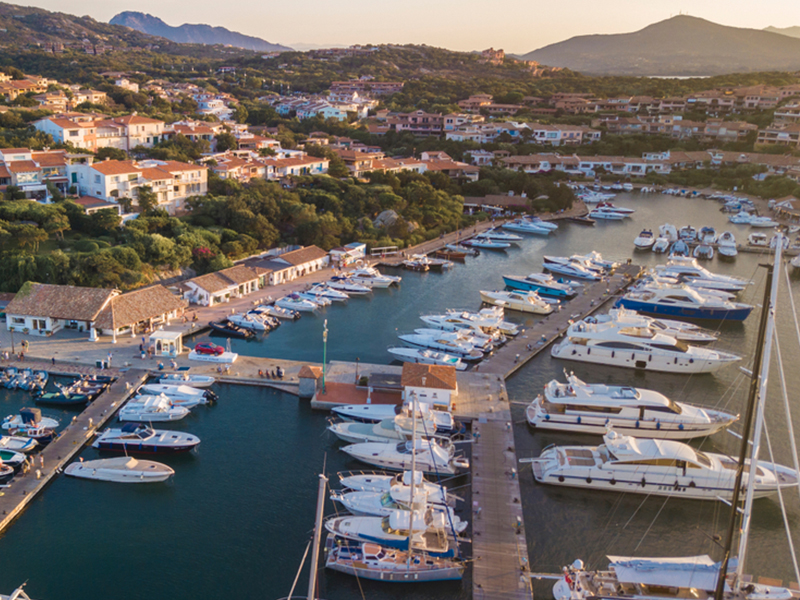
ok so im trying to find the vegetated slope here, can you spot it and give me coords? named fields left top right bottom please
left=110, top=11, right=290, bottom=52
left=521, top=15, right=800, bottom=76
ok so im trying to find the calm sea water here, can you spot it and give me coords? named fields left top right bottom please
left=1, top=193, right=799, bottom=599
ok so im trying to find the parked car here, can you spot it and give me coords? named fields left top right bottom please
left=194, top=342, right=224, bottom=356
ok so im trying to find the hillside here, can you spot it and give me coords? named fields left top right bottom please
left=110, top=12, right=290, bottom=52
left=521, top=16, right=800, bottom=76
left=765, top=26, right=800, bottom=39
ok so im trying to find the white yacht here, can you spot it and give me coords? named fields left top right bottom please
left=654, top=257, right=750, bottom=292
left=227, top=312, right=269, bottom=332
left=298, top=292, right=330, bottom=306
left=479, top=290, right=554, bottom=314
left=258, top=304, right=300, bottom=319
left=397, top=331, right=484, bottom=360
left=138, top=384, right=216, bottom=406
left=339, top=265, right=400, bottom=288
left=717, top=231, right=738, bottom=257
left=2, top=412, right=58, bottom=431
left=326, top=279, right=372, bottom=295
left=276, top=294, right=319, bottom=312
left=526, top=373, right=737, bottom=439
left=328, top=419, right=410, bottom=444
left=414, top=326, right=499, bottom=351
left=529, top=430, right=798, bottom=501
left=550, top=316, right=741, bottom=373
left=64, top=457, right=175, bottom=483
left=305, top=284, right=350, bottom=302
left=551, top=251, right=618, bottom=271
left=422, top=310, right=518, bottom=338
left=749, top=216, right=779, bottom=228
left=586, top=308, right=718, bottom=343
left=339, top=470, right=451, bottom=502
left=502, top=219, right=552, bottom=235
left=119, top=396, right=190, bottom=422
left=157, top=373, right=216, bottom=388
left=633, top=229, right=655, bottom=249
left=521, top=216, right=558, bottom=230
left=341, top=438, right=469, bottom=475
left=543, top=260, right=601, bottom=281
left=387, top=347, right=467, bottom=370
left=589, top=207, right=627, bottom=220
left=481, top=228, right=524, bottom=242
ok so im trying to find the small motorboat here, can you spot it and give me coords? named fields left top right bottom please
left=750, top=216, right=779, bottom=228
left=717, top=231, right=737, bottom=258
left=138, top=384, right=217, bottom=406
left=35, top=389, right=91, bottom=407
left=0, top=448, right=26, bottom=470
left=481, top=228, right=523, bottom=242
left=588, top=207, right=627, bottom=220
left=479, top=290, right=554, bottom=314
left=748, top=232, right=768, bottom=247
left=678, top=225, right=697, bottom=242
left=502, top=220, right=552, bottom=235
left=633, top=229, right=655, bottom=250
left=659, top=223, right=678, bottom=241
left=65, top=457, right=175, bottom=483
left=669, top=240, right=690, bottom=257
left=651, top=236, right=670, bottom=254
left=304, top=284, right=350, bottom=301
left=259, top=304, right=301, bottom=320
left=158, top=373, right=216, bottom=388
left=463, top=236, right=510, bottom=250
left=729, top=210, right=753, bottom=224
left=0, top=435, right=37, bottom=453
left=276, top=294, right=319, bottom=312
left=698, top=226, right=717, bottom=244
left=326, top=279, right=372, bottom=295
left=692, top=244, right=714, bottom=260
left=119, top=396, right=190, bottom=422
left=431, top=249, right=466, bottom=262
left=595, top=201, right=634, bottom=215
left=93, top=423, right=201, bottom=454
left=387, top=347, right=467, bottom=370
left=298, top=292, right=331, bottom=306
left=0, top=460, right=13, bottom=484
left=445, top=243, right=479, bottom=256
left=207, top=321, right=256, bottom=339
left=227, top=312, right=269, bottom=332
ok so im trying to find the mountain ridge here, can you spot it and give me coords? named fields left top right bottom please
left=110, top=11, right=290, bottom=52
left=521, top=16, right=800, bottom=76
left=765, top=25, right=800, bottom=39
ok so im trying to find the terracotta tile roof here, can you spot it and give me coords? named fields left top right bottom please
left=71, top=196, right=118, bottom=210
left=95, top=285, right=187, bottom=330
left=218, top=265, right=267, bottom=284
left=91, top=161, right=139, bottom=176
left=0, top=148, right=31, bottom=154
left=0, top=165, right=10, bottom=179
left=6, top=282, right=116, bottom=321
left=47, top=118, right=94, bottom=129
left=31, top=152, right=67, bottom=167
left=298, top=365, right=323, bottom=378
left=400, top=363, right=457, bottom=390
left=139, top=167, right=171, bottom=181
left=277, top=245, right=328, bottom=266
left=6, top=161, right=40, bottom=173
left=112, top=115, right=164, bottom=126
left=185, top=272, right=236, bottom=294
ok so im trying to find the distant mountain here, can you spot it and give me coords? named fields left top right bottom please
left=110, top=12, right=290, bottom=52
left=521, top=16, right=800, bottom=76
left=765, top=26, right=800, bottom=39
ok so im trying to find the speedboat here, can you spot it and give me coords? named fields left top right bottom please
left=529, top=429, right=797, bottom=501
left=0, top=448, right=26, bottom=470
left=119, top=396, right=190, bottom=422
left=749, top=216, right=779, bottom=228
left=0, top=435, right=37, bottom=453
left=654, top=257, right=750, bottom=292
left=93, top=423, right=200, bottom=453
left=678, top=225, right=697, bottom=242
left=463, top=236, right=510, bottom=250
left=526, top=373, right=737, bottom=439
left=480, top=228, right=523, bottom=242
left=521, top=216, right=558, bottom=230
left=502, top=219, right=552, bottom=235
left=157, top=373, right=216, bottom=388
left=479, top=290, right=554, bottom=314
left=651, top=236, right=670, bottom=254
left=550, top=316, right=741, bottom=373
left=445, top=243, right=479, bottom=256
left=586, top=308, right=718, bottom=343
left=692, top=244, right=714, bottom=260
left=748, top=232, right=768, bottom=247
left=387, top=347, right=467, bottom=370
left=544, top=260, right=601, bottom=281
left=325, top=537, right=464, bottom=582
left=502, top=272, right=579, bottom=299
left=227, top=312, right=269, bottom=332
left=658, top=223, right=678, bottom=241
left=276, top=294, right=319, bottom=312
left=64, top=457, right=175, bottom=483
left=595, top=201, right=634, bottom=215
left=207, top=320, right=255, bottom=339
left=397, top=332, right=483, bottom=361
left=589, top=207, right=627, bottom=220
left=633, top=229, right=655, bottom=249
left=717, top=231, right=738, bottom=257
left=341, top=438, right=469, bottom=475
left=138, top=384, right=217, bottom=405
left=545, top=253, right=617, bottom=273
left=341, top=264, right=401, bottom=287
left=258, top=304, right=300, bottom=320
left=698, top=226, right=716, bottom=243
left=298, top=292, right=330, bottom=306
left=328, top=419, right=409, bottom=444
left=326, top=279, right=372, bottom=295
left=616, top=285, right=753, bottom=321
left=305, top=284, right=349, bottom=301
left=729, top=210, right=753, bottom=224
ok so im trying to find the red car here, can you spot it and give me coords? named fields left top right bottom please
left=195, top=342, right=224, bottom=356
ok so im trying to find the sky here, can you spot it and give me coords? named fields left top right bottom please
left=14, top=0, right=800, bottom=54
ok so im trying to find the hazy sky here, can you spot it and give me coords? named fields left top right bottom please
left=17, top=0, right=800, bottom=53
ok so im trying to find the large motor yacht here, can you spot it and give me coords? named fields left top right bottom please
left=654, top=257, right=750, bottom=292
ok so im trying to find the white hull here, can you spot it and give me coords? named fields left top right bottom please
left=387, top=347, right=467, bottom=370
left=65, top=457, right=174, bottom=483
left=0, top=435, right=38, bottom=452
left=118, top=408, right=190, bottom=422
left=158, top=374, right=215, bottom=388
left=479, top=290, right=554, bottom=314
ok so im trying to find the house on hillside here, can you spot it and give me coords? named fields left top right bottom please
left=245, top=246, right=329, bottom=285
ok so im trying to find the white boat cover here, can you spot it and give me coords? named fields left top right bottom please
left=607, top=555, right=733, bottom=591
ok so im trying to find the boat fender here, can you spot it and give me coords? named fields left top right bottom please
left=689, top=481, right=696, bottom=488
left=674, top=481, right=680, bottom=490
left=611, top=351, right=615, bottom=358
left=635, top=420, right=640, bottom=428
left=544, top=414, right=550, bottom=421
left=641, top=477, right=647, bottom=487
left=674, top=357, right=678, bottom=364
left=605, top=418, right=610, bottom=426
left=586, top=477, right=592, bottom=484
left=571, top=350, right=576, bottom=355
left=648, top=355, right=652, bottom=362
left=587, top=349, right=591, bottom=355
left=689, top=359, right=694, bottom=364
left=678, top=424, right=684, bottom=430
left=610, top=478, right=616, bottom=485
left=558, top=476, right=565, bottom=482
left=656, top=421, right=661, bottom=430
left=576, top=416, right=581, bottom=424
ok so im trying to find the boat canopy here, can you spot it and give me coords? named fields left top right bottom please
left=604, top=431, right=708, bottom=465
left=607, top=555, right=733, bottom=591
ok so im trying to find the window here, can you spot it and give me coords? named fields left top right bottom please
left=94, top=174, right=101, bottom=184
left=11, top=317, right=25, bottom=325
left=69, top=130, right=79, bottom=137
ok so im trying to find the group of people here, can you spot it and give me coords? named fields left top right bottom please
left=258, top=366, right=285, bottom=380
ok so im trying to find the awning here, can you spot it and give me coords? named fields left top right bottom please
left=608, top=555, right=734, bottom=591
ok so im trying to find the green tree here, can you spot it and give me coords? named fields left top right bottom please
left=215, top=132, right=237, bottom=152
left=136, top=186, right=159, bottom=215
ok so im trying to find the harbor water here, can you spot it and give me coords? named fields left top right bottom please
left=1, top=192, right=800, bottom=599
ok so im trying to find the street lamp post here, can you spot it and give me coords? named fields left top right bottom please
left=355, top=357, right=359, bottom=385
left=322, top=319, right=328, bottom=394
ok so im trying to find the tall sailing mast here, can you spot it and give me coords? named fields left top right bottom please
left=714, top=234, right=783, bottom=600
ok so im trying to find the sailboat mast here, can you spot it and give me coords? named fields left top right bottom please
left=713, top=249, right=777, bottom=600
left=308, top=473, right=328, bottom=600
left=408, top=391, right=417, bottom=565
left=737, top=235, right=783, bottom=579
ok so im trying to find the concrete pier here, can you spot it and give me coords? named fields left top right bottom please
left=0, top=368, right=147, bottom=534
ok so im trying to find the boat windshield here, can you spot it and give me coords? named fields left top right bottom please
left=380, top=492, right=395, bottom=507
left=694, top=451, right=712, bottom=468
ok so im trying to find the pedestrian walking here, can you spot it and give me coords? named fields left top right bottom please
left=51, top=357, right=55, bottom=366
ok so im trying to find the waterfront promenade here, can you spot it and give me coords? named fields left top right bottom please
left=0, top=368, right=147, bottom=534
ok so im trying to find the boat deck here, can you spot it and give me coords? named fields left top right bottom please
left=0, top=368, right=147, bottom=534
left=472, top=412, right=533, bottom=600
left=478, top=263, right=642, bottom=378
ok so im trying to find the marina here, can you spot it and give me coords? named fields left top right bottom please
left=0, top=193, right=799, bottom=600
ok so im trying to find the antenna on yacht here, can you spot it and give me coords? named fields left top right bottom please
left=713, top=234, right=782, bottom=600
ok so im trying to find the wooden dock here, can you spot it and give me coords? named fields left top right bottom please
left=479, top=263, right=642, bottom=378
left=472, top=410, right=532, bottom=600
left=0, top=368, right=147, bottom=533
